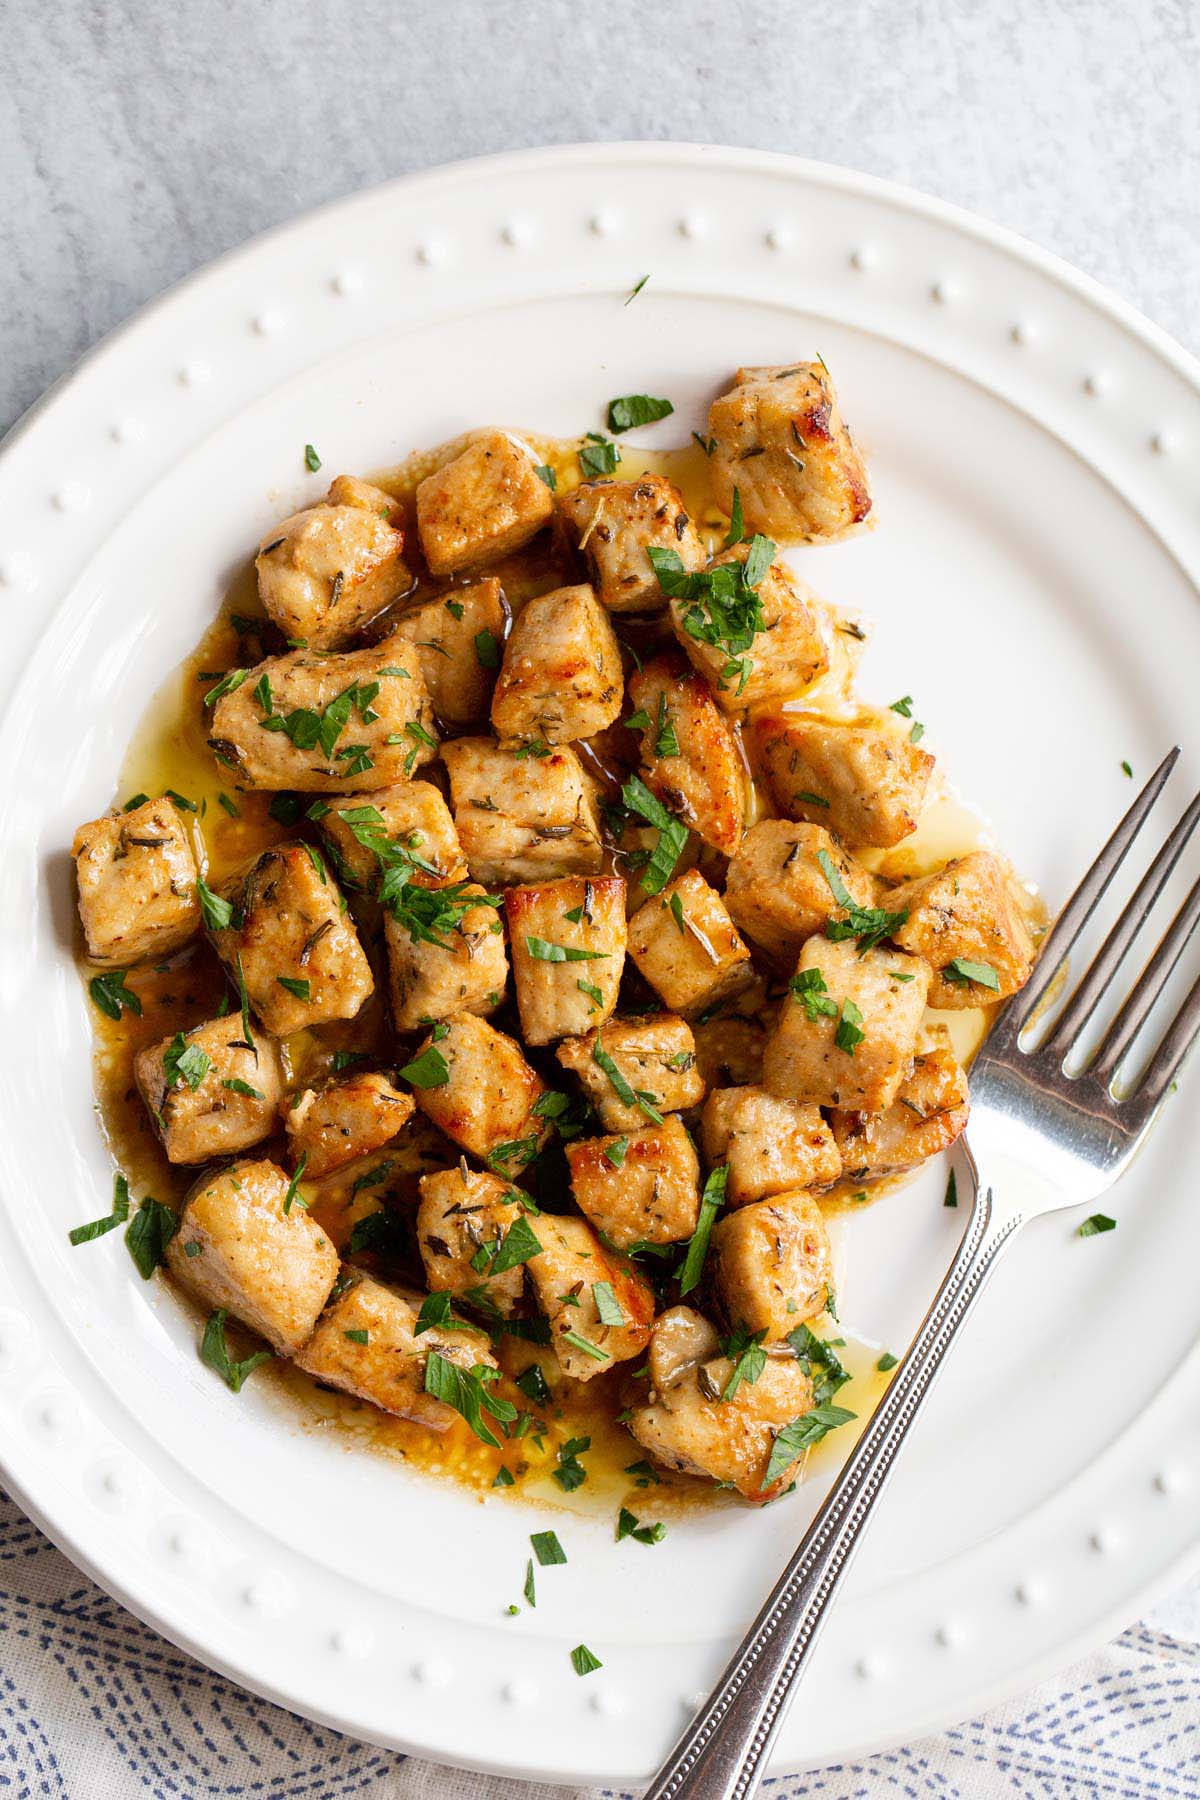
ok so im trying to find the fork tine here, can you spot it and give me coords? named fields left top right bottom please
left=1091, top=868, right=1200, bottom=1082
left=1002, top=747, right=1180, bottom=1032
left=1126, top=964, right=1200, bottom=1114
left=1046, top=788, right=1200, bottom=1056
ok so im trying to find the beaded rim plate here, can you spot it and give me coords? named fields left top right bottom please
left=1, top=144, right=1199, bottom=1784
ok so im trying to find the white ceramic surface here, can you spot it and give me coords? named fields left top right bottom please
left=0, top=145, right=1198, bottom=1786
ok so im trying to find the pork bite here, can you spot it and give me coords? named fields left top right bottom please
left=293, top=1273, right=497, bottom=1427
left=505, top=875, right=626, bottom=1045
left=725, top=821, right=876, bottom=966
left=442, top=737, right=603, bottom=886
left=830, top=1028, right=969, bottom=1180
left=165, top=1157, right=339, bottom=1356
left=670, top=549, right=828, bottom=714
left=749, top=713, right=934, bottom=849
left=73, top=797, right=201, bottom=967
left=886, top=851, right=1036, bottom=1007
left=385, top=881, right=507, bottom=1030
left=416, top=430, right=555, bottom=576
left=558, top=475, right=705, bottom=612
left=627, top=654, right=745, bottom=854
left=700, top=1086, right=841, bottom=1207
left=567, top=1115, right=701, bottom=1248
left=255, top=485, right=411, bottom=648
left=710, top=1189, right=834, bottom=1339
left=393, top=577, right=507, bottom=728
left=405, top=1013, right=549, bottom=1169
left=707, top=361, right=872, bottom=543
left=526, top=1213, right=655, bottom=1380
left=208, top=636, right=435, bottom=792
left=284, top=1071, right=415, bottom=1178
left=627, top=869, right=756, bottom=1018
left=135, top=1016, right=284, bottom=1165
left=555, top=1013, right=704, bottom=1131
left=417, top=1166, right=533, bottom=1318
left=490, top=583, right=622, bottom=746
left=210, top=844, right=374, bottom=1036
left=763, top=937, right=929, bottom=1112
left=627, top=1305, right=816, bottom=1501
left=315, top=780, right=466, bottom=893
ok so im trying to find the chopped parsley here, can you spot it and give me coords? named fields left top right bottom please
left=789, top=966, right=839, bottom=1021
left=720, top=1324, right=767, bottom=1401
left=517, top=1363, right=552, bottom=1405
left=163, top=1033, right=211, bottom=1091
left=276, top=976, right=311, bottom=1001
left=200, top=1309, right=274, bottom=1393
left=593, top=1280, right=627, bottom=1325
left=619, top=776, right=688, bottom=895
left=607, top=394, right=674, bottom=433
left=579, top=431, right=620, bottom=478
left=943, top=957, right=1001, bottom=992
left=382, top=873, right=502, bottom=951
left=222, top=1076, right=264, bottom=1100
left=415, top=1290, right=456, bottom=1334
left=474, top=627, right=502, bottom=669
left=69, top=1172, right=132, bottom=1245
left=282, top=1155, right=308, bottom=1215
left=304, top=443, right=322, bottom=471
left=533, top=463, right=557, bottom=491
left=591, top=1033, right=663, bottom=1124
left=1078, top=1213, right=1117, bottom=1238
left=876, top=1351, right=899, bottom=1372
left=816, top=849, right=908, bottom=952
left=765, top=1402, right=857, bottom=1485
left=399, top=1045, right=450, bottom=1089
left=88, top=970, right=142, bottom=1021
left=646, top=539, right=773, bottom=695
left=525, top=935, right=609, bottom=963
left=624, top=274, right=650, bottom=305
left=424, top=1351, right=516, bottom=1446
left=601, top=1137, right=628, bottom=1171
left=552, top=1435, right=591, bottom=1492
left=1121, top=760, right=1133, bottom=778
left=196, top=877, right=233, bottom=931
left=202, top=668, right=249, bottom=706
left=570, top=1644, right=602, bottom=1677
left=834, top=999, right=865, bottom=1056
left=616, top=1506, right=667, bottom=1546
left=677, top=1163, right=728, bottom=1294
left=344, top=1329, right=370, bottom=1346
left=944, top=1170, right=958, bottom=1208
left=562, top=1329, right=610, bottom=1363
left=653, top=690, right=679, bottom=758
left=530, top=1529, right=567, bottom=1566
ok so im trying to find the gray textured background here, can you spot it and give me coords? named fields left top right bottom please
left=2, top=0, right=1199, bottom=439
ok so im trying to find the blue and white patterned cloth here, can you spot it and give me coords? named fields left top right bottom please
left=2, top=1485, right=1198, bottom=1799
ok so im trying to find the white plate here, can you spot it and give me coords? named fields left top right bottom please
left=1, top=145, right=1199, bottom=1787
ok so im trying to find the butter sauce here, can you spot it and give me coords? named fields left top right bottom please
left=86, top=429, right=1036, bottom=1514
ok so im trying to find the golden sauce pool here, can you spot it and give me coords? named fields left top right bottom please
left=85, top=429, right=1039, bottom=1513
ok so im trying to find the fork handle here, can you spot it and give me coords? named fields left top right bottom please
left=643, top=1175, right=1022, bottom=1800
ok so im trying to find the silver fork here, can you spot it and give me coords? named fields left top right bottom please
left=645, top=747, right=1200, bottom=1800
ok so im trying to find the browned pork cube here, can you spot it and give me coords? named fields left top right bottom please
left=707, top=361, right=872, bottom=542
left=208, top=635, right=435, bottom=792
left=710, top=1189, right=834, bottom=1339
left=284, top=1071, right=414, bottom=1178
left=210, top=844, right=374, bottom=1036
left=505, top=875, right=626, bottom=1045
left=442, top=737, right=603, bottom=886
left=558, top=475, right=705, bottom=612
left=763, top=937, right=929, bottom=1112
left=887, top=851, right=1036, bottom=1007
left=385, top=882, right=507, bottom=1030
left=73, top=797, right=200, bottom=966
left=134, top=1015, right=284, bottom=1164
left=627, top=654, right=745, bottom=853
left=725, top=821, right=876, bottom=965
left=416, top=430, right=555, bottom=575
left=671, top=550, right=828, bottom=713
left=749, top=713, right=933, bottom=849
left=405, top=1013, right=549, bottom=1170
left=490, top=583, right=622, bottom=746
left=165, top=1158, right=339, bottom=1356
left=293, top=1274, right=497, bottom=1426
left=627, top=869, right=756, bottom=1018
left=526, top=1213, right=655, bottom=1380
left=567, top=1115, right=701, bottom=1248
left=830, top=1029, right=969, bottom=1179
left=555, top=1013, right=704, bottom=1130
left=417, top=1167, right=533, bottom=1319
left=628, top=1305, right=816, bottom=1501
left=255, top=483, right=412, bottom=648
left=700, top=1086, right=841, bottom=1207
left=393, top=578, right=507, bottom=727
left=315, top=780, right=466, bottom=892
